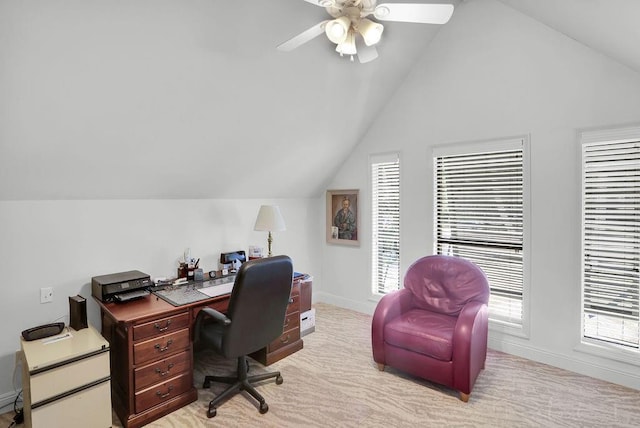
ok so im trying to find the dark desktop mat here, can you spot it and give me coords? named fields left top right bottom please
left=153, top=276, right=236, bottom=306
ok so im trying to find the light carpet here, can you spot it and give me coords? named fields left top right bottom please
left=3, top=302, right=639, bottom=427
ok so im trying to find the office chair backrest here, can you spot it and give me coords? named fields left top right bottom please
left=223, top=255, right=294, bottom=358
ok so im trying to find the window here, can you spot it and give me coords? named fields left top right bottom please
left=434, top=138, right=526, bottom=326
left=371, top=153, right=400, bottom=295
left=581, top=127, right=639, bottom=352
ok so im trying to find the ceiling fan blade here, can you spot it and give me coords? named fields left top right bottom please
left=277, top=21, right=329, bottom=52
left=355, top=34, right=378, bottom=63
left=374, top=3, right=454, bottom=24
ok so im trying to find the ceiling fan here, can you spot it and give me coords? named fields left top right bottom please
left=277, top=0, right=455, bottom=63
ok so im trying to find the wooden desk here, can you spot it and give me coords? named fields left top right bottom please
left=96, top=277, right=305, bottom=428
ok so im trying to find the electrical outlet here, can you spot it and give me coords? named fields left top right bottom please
left=40, top=287, right=53, bottom=303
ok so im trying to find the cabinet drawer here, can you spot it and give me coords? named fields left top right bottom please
left=133, top=312, right=190, bottom=341
left=135, top=372, right=192, bottom=413
left=30, top=379, right=111, bottom=428
left=134, top=350, right=190, bottom=391
left=133, top=328, right=190, bottom=366
left=268, top=322, right=301, bottom=353
left=30, top=350, right=110, bottom=404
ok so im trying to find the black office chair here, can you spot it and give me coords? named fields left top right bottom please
left=194, top=255, right=294, bottom=418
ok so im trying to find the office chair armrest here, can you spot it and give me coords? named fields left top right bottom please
left=194, top=307, right=231, bottom=346
left=198, top=307, right=232, bottom=326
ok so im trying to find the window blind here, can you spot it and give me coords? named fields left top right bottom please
left=372, top=154, right=400, bottom=295
left=435, top=146, right=524, bottom=325
left=582, top=139, right=639, bottom=350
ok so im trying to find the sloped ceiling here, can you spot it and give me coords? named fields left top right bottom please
left=497, top=0, right=640, bottom=74
left=0, top=0, right=444, bottom=200
left=1, top=0, right=639, bottom=200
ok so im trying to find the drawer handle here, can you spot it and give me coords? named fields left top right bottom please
left=288, top=298, right=294, bottom=304
left=155, top=363, right=175, bottom=377
left=156, top=385, right=174, bottom=399
left=155, top=339, right=173, bottom=352
left=154, top=319, right=172, bottom=332
left=283, top=317, right=290, bottom=328
left=280, top=334, right=290, bottom=344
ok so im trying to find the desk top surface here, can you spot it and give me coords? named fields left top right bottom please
left=97, top=275, right=306, bottom=324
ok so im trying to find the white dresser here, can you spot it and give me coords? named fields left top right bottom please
left=20, top=325, right=112, bottom=428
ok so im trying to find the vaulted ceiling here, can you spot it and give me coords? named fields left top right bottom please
left=1, top=0, right=639, bottom=200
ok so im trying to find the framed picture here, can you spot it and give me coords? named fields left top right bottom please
left=326, top=189, right=359, bottom=246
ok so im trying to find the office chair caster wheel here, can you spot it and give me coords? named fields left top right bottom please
left=207, top=405, right=217, bottom=418
left=276, top=375, right=283, bottom=385
left=259, top=402, right=269, bottom=414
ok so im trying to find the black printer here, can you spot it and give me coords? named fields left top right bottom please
left=91, top=270, right=151, bottom=302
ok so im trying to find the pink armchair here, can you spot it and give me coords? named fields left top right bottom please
left=372, top=255, right=490, bottom=402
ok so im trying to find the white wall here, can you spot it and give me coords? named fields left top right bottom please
left=319, top=0, right=640, bottom=389
left=0, top=198, right=319, bottom=407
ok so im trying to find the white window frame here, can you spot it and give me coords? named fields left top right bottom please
left=432, top=136, right=531, bottom=337
left=370, top=152, right=401, bottom=297
left=576, top=125, right=640, bottom=365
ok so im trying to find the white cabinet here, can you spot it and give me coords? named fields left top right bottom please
left=21, top=325, right=112, bottom=428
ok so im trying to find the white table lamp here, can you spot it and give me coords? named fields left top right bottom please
left=254, top=205, right=286, bottom=257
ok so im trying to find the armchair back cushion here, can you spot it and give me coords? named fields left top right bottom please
left=404, top=255, right=490, bottom=315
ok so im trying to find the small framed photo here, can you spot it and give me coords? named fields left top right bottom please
left=326, top=189, right=359, bottom=246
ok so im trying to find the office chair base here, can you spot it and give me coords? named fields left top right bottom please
left=203, top=356, right=283, bottom=418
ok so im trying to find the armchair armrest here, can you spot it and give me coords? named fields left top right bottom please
left=371, top=288, right=413, bottom=364
left=452, top=300, right=488, bottom=394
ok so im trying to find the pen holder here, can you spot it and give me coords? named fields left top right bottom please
left=177, top=263, right=187, bottom=279
left=187, top=267, right=195, bottom=280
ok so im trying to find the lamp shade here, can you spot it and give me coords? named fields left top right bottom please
left=336, top=29, right=357, bottom=56
left=254, top=205, right=286, bottom=232
left=325, top=16, right=351, bottom=44
left=358, top=18, right=384, bottom=46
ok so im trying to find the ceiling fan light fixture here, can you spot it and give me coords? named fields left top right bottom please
left=325, top=16, right=351, bottom=44
left=336, top=29, right=357, bottom=57
left=358, top=18, right=384, bottom=46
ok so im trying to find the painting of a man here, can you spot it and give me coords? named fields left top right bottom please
left=333, top=197, right=357, bottom=240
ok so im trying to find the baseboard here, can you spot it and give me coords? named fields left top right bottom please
left=489, top=337, right=640, bottom=391
left=0, top=390, right=19, bottom=414
left=315, top=292, right=376, bottom=316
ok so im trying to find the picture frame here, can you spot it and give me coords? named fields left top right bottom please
left=326, top=189, right=360, bottom=246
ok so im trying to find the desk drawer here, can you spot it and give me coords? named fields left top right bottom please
left=135, top=372, right=192, bottom=413
left=287, top=293, right=300, bottom=315
left=133, top=328, right=190, bottom=366
left=268, top=319, right=301, bottom=353
left=134, top=350, right=190, bottom=391
left=133, top=312, right=190, bottom=341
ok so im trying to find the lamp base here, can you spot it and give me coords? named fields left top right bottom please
left=267, top=231, right=273, bottom=257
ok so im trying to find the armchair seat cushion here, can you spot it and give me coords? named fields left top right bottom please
left=384, top=309, right=457, bottom=361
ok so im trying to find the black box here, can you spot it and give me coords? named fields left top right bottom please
left=69, top=295, right=88, bottom=330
